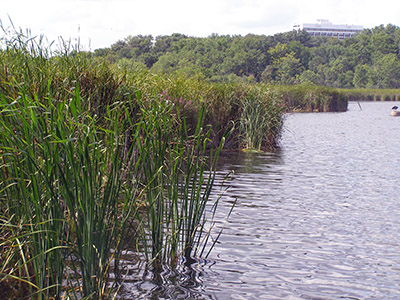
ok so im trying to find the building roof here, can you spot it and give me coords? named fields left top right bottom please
left=302, top=19, right=363, bottom=32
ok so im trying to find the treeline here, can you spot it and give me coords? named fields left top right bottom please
left=93, top=24, right=400, bottom=89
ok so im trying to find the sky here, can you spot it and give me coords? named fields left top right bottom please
left=2, top=0, right=400, bottom=51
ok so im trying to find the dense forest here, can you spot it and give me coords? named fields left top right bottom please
left=93, top=24, right=400, bottom=89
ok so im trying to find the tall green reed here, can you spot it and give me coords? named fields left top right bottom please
left=0, top=84, right=68, bottom=299
left=135, top=93, right=226, bottom=266
left=239, top=85, right=284, bottom=151
left=0, top=22, right=237, bottom=298
left=275, top=85, right=347, bottom=112
left=339, top=88, right=400, bottom=102
left=0, top=82, right=139, bottom=299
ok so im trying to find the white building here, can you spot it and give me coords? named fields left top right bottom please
left=298, top=20, right=363, bottom=40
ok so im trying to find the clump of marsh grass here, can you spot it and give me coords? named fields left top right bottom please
left=0, top=85, right=230, bottom=298
left=339, top=88, right=400, bottom=102
left=0, top=23, right=233, bottom=299
left=0, top=81, right=139, bottom=299
left=0, top=86, right=67, bottom=300
left=239, top=85, right=285, bottom=151
left=134, top=92, right=228, bottom=266
left=275, top=84, right=348, bottom=112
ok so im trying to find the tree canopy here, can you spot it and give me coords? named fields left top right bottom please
left=94, top=24, right=400, bottom=88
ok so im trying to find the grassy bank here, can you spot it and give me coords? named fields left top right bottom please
left=0, top=28, right=230, bottom=300
left=275, top=85, right=348, bottom=112
left=339, top=88, right=400, bottom=102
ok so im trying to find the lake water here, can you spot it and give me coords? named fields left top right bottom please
left=123, top=101, right=400, bottom=299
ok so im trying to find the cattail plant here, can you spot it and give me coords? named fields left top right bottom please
left=0, top=81, right=140, bottom=299
left=239, top=85, right=285, bottom=151
left=134, top=92, right=227, bottom=266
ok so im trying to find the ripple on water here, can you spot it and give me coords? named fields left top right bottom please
left=126, top=102, right=400, bottom=299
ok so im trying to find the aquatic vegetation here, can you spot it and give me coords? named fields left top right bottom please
left=339, top=88, right=400, bottom=102
left=0, top=26, right=232, bottom=299
left=275, top=84, right=348, bottom=112
left=0, top=77, right=227, bottom=299
left=239, top=85, right=285, bottom=151
left=134, top=94, right=227, bottom=265
left=0, top=81, right=139, bottom=299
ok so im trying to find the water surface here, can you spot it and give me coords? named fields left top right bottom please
left=125, top=101, right=400, bottom=299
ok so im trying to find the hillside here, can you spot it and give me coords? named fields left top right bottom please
left=93, top=24, right=400, bottom=89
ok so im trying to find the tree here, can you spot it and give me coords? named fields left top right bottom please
left=353, top=64, right=370, bottom=88
left=371, top=32, right=397, bottom=55
left=94, top=24, right=400, bottom=88
left=153, top=34, right=187, bottom=54
left=221, top=34, right=269, bottom=80
left=298, top=70, right=319, bottom=85
left=125, top=35, right=153, bottom=56
left=375, top=54, right=400, bottom=88
left=275, top=53, right=304, bottom=84
left=151, top=52, right=181, bottom=73
left=261, top=65, right=276, bottom=83
left=287, top=41, right=311, bottom=68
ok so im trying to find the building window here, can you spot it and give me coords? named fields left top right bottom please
left=299, top=20, right=363, bottom=40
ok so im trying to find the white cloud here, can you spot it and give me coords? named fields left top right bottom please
left=2, top=0, right=400, bottom=50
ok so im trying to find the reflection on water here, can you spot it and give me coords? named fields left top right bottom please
left=127, top=101, right=400, bottom=299
left=118, top=256, right=219, bottom=299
